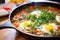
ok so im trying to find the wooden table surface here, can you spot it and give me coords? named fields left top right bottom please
left=0, top=29, right=27, bottom=40
left=0, top=15, right=28, bottom=40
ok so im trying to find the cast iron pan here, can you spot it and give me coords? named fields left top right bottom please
left=0, top=1, right=60, bottom=40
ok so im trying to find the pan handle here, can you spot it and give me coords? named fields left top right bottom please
left=0, top=26, right=17, bottom=30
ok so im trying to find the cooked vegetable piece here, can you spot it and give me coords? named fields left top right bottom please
left=50, top=30, right=56, bottom=36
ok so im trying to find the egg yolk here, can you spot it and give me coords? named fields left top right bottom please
left=24, top=21, right=28, bottom=27
left=46, top=25, right=55, bottom=31
left=24, top=21, right=33, bottom=27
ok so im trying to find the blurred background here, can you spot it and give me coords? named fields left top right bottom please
left=0, top=0, right=60, bottom=4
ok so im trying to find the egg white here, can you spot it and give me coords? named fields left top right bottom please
left=18, top=20, right=32, bottom=30
left=40, top=23, right=57, bottom=34
left=30, top=10, right=41, bottom=18
left=56, top=16, right=60, bottom=23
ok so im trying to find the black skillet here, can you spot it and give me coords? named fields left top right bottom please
left=0, top=1, right=60, bottom=40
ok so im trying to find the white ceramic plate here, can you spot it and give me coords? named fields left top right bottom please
left=0, top=3, right=16, bottom=17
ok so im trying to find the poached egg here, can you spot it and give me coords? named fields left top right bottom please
left=40, top=23, right=57, bottom=34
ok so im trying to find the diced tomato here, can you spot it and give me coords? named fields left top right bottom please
left=36, top=29, right=41, bottom=32
left=35, top=29, right=43, bottom=35
left=13, top=22, right=19, bottom=28
left=58, top=26, right=60, bottom=30
left=29, top=5, right=36, bottom=10
left=14, top=14, right=20, bottom=19
left=40, top=5, right=46, bottom=9
left=22, top=9, right=28, bottom=13
left=21, top=9, right=29, bottom=16
left=51, top=7, right=58, bottom=11
left=29, top=27, right=33, bottom=30
left=50, top=7, right=58, bottom=15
